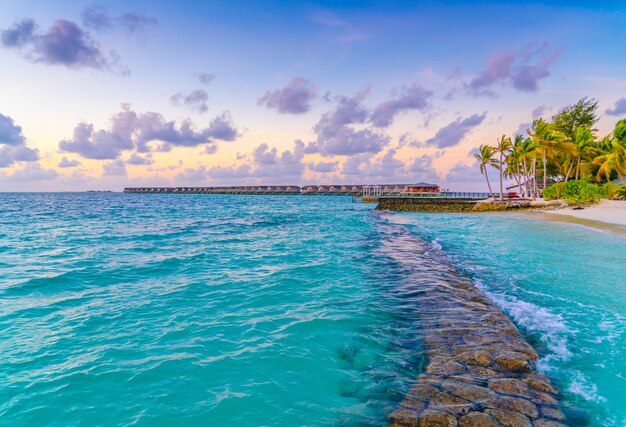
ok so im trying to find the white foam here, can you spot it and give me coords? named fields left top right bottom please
left=430, top=238, right=442, bottom=252
left=567, top=371, right=606, bottom=403
left=472, top=278, right=573, bottom=364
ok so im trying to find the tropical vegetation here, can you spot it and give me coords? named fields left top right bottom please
left=476, top=97, right=626, bottom=203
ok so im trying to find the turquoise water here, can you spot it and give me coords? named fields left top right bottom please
left=388, top=212, right=626, bottom=427
left=0, top=194, right=625, bottom=426
left=0, top=194, right=425, bottom=426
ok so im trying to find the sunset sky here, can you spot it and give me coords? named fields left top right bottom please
left=1, top=0, right=625, bottom=191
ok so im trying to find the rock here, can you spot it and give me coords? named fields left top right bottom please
left=442, top=380, right=495, bottom=402
left=522, top=377, right=556, bottom=394
left=417, top=410, right=458, bottom=427
left=456, top=350, right=492, bottom=367
left=540, top=406, right=565, bottom=421
left=408, top=383, right=440, bottom=400
left=496, top=396, right=538, bottom=418
left=533, top=419, right=566, bottom=427
left=468, top=366, right=499, bottom=379
left=488, top=379, right=532, bottom=398
left=390, top=408, right=420, bottom=426
left=494, top=352, right=532, bottom=372
left=429, top=392, right=475, bottom=416
left=486, top=408, right=532, bottom=427
left=459, top=412, right=501, bottom=427
left=427, top=359, right=467, bottom=376
left=532, top=391, right=558, bottom=406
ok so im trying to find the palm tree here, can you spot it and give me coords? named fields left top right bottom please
left=475, top=144, right=497, bottom=197
left=594, top=138, right=626, bottom=181
left=569, top=126, right=595, bottom=181
left=528, top=119, right=563, bottom=196
left=495, top=135, right=512, bottom=200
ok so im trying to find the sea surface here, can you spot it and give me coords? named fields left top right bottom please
left=0, top=193, right=624, bottom=426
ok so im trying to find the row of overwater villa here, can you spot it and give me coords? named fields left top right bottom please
left=123, top=182, right=444, bottom=196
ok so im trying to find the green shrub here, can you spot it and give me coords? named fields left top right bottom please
left=543, top=180, right=609, bottom=204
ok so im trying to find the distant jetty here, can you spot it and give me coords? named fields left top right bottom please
left=123, top=184, right=404, bottom=195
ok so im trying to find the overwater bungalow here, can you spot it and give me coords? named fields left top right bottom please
left=402, top=182, right=440, bottom=193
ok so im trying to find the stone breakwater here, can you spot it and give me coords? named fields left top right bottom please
left=377, top=198, right=533, bottom=213
left=376, top=220, right=564, bottom=427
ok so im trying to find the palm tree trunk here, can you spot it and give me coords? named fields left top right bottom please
left=499, top=152, right=504, bottom=201
left=485, top=171, right=494, bottom=197
left=575, top=157, right=581, bottom=180
left=542, top=153, right=547, bottom=197
left=565, top=159, right=575, bottom=182
left=523, top=157, right=529, bottom=196
left=532, top=158, right=538, bottom=200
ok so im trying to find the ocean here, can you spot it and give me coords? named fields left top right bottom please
left=0, top=193, right=624, bottom=426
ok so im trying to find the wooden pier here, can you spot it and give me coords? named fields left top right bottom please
left=123, top=184, right=414, bottom=196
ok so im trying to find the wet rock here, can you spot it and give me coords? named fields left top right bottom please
left=389, top=407, right=419, bottom=426
left=442, top=380, right=495, bottom=402
left=540, top=406, right=565, bottom=421
left=408, top=383, right=440, bottom=400
left=429, top=391, right=475, bottom=415
left=486, top=408, right=532, bottom=427
left=522, top=377, right=556, bottom=394
left=533, top=419, right=566, bottom=427
left=426, top=359, right=466, bottom=376
left=456, top=350, right=492, bottom=366
left=495, top=396, right=538, bottom=418
left=494, top=352, right=532, bottom=372
left=417, top=410, right=458, bottom=427
left=488, top=379, right=532, bottom=398
left=531, top=391, right=558, bottom=406
left=467, top=366, right=499, bottom=379
left=458, top=412, right=501, bottom=427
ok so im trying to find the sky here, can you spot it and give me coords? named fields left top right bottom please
left=1, top=0, right=625, bottom=191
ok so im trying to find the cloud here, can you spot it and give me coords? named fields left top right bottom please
left=102, top=159, right=127, bottom=176
left=425, top=112, right=486, bottom=148
left=202, top=140, right=306, bottom=184
left=308, top=89, right=390, bottom=155
left=58, top=157, right=81, bottom=168
left=466, top=43, right=561, bottom=96
left=249, top=140, right=305, bottom=177
left=82, top=5, right=157, bottom=35
left=204, top=164, right=251, bottom=180
left=308, top=161, right=338, bottom=173
left=81, top=4, right=113, bottom=32
left=0, top=145, right=39, bottom=168
left=59, top=104, right=240, bottom=159
left=0, top=113, right=40, bottom=167
left=444, top=160, right=483, bottom=183
left=170, top=89, right=209, bottom=113
left=409, top=153, right=441, bottom=182
left=258, top=77, right=317, bottom=114
left=341, top=149, right=438, bottom=182
left=0, top=163, right=58, bottom=182
left=0, top=113, right=26, bottom=145
left=126, top=153, right=153, bottom=165
left=198, top=73, right=215, bottom=85
left=370, top=84, right=433, bottom=127
left=118, top=13, right=158, bottom=34
left=606, top=98, right=626, bottom=116
left=0, top=19, right=35, bottom=48
left=1, top=18, right=125, bottom=72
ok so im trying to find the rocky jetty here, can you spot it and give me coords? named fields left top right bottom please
left=375, top=220, right=566, bottom=427
left=377, top=198, right=534, bottom=213
left=388, top=271, right=564, bottom=427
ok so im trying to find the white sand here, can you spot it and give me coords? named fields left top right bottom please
left=544, top=200, right=626, bottom=227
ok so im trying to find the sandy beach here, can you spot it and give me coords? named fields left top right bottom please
left=543, top=199, right=626, bottom=227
